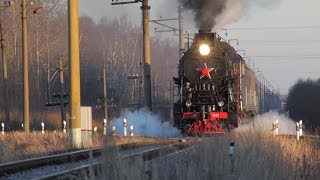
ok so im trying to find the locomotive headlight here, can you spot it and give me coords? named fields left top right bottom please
left=199, top=44, right=210, bottom=56
left=185, top=100, right=192, bottom=108
left=218, top=101, right=224, bottom=107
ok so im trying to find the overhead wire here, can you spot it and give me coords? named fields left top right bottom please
left=227, top=26, right=320, bottom=30
left=251, top=55, right=320, bottom=59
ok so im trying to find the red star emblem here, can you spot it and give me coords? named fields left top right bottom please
left=197, top=63, right=214, bottom=79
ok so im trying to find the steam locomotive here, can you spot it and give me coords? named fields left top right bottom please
left=173, top=30, right=281, bottom=135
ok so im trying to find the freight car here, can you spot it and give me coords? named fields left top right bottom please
left=173, top=30, right=276, bottom=135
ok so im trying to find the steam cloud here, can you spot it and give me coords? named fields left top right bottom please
left=235, top=111, right=296, bottom=135
left=178, top=0, right=226, bottom=30
left=109, top=108, right=181, bottom=137
left=178, top=0, right=280, bottom=31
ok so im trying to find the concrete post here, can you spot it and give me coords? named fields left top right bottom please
left=272, top=121, right=276, bottom=136
left=299, top=120, right=303, bottom=137
left=229, top=142, right=235, bottom=174
left=63, top=120, right=67, bottom=133
left=1, top=123, right=4, bottom=134
left=275, top=119, right=279, bottom=135
left=112, top=125, right=116, bottom=136
left=41, top=122, right=44, bottom=134
left=103, top=119, right=107, bottom=136
left=123, top=119, right=127, bottom=136
left=296, top=121, right=300, bottom=141
left=130, top=125, right=134, bottom=136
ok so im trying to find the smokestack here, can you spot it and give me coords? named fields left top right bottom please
left=198, top=30, right=211, bottom=34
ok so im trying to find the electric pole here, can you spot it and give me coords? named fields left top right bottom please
left=178, top=7, right=184, bottom=59
left=150, top=6, right=185, bottom=59
left=68, top=0, right=81, bottom=147
left=22, top=0, right=30, bottom=133
left=45, top=57, right=69, bottom=131
left=58, top=58, right=66, bottom=129
left=142, top=0, right=152, bottom=111
left=111, top=0, right=152, bottom=111
left=0, top=17, right=10, bottom=131
left=103, top=65, right=108, bottom=125
left=149, top=7, right=185, bottom=120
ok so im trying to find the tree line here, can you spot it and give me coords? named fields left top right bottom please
left=286, top=78, right=320, bottom=132
left=0, top=0, right=179, bottom=129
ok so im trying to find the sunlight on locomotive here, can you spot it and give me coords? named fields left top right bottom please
left=199, top=44, right=210, bottom=56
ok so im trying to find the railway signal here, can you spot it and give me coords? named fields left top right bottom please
left=128, top=74, right=142, bottom=110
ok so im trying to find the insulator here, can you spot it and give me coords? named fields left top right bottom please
left=195, top=85, right=198, bottom=91
left=207, top=84, right=211, bottom=91
left=202, top=84, right=206, bottom=91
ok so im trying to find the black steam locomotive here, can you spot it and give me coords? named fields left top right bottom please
left=173, top=30, right=262, bottom=135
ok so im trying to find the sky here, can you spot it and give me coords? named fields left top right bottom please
left=79, top=0, right=320, bottom=95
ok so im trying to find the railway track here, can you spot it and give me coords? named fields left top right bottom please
left=0, top=136, right=183, bottom=179
left=33, top=141, right=192, bottom=180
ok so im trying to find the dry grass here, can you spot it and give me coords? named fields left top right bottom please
left=0, top=131, right=175, bottom=164
left=97, top=131, right=320, bottom=180
left=0, top=132, right=105, bottom=164
left=1, top=129, right=319, bottom=179
left=0, top=132, right=69, bottom=163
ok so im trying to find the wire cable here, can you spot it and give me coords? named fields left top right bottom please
left=227, top=26, right=320, bottom=30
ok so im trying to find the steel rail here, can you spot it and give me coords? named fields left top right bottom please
left=33, top=141, right=192, bottom=180
left=0, top=138, right=177, bottom=177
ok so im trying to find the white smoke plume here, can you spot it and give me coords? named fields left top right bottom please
left=178, top=0, right=280, bottom=31
left=235, top=111, right=296, bottom=135
left=109, top=108, right=181, bottom=137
